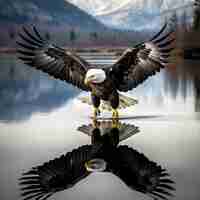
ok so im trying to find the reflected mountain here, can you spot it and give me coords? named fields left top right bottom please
left=19, top=120, right=175, bottom=200
left=0, top=54, right=79, bottom=122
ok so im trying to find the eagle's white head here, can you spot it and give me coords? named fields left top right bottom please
left=84, top=69, right=106, bottom=85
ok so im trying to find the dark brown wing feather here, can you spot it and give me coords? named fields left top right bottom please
left=19, top=145, right=94, bottom=200
left=111, top=145, right=175, bottom=200
left=17, top=26, right=90, bottom=91
left=108, top=23, right=175, bottom=92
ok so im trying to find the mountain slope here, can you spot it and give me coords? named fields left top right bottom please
left=0, top=0, right=105, bottom=30
left=67, top=0, right=194, bottom=29
left=67, top=0, right=132, bottom=16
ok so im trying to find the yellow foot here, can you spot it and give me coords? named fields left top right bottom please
left=112, top=118, right=120, bottom=129
left=112, top=109, right=119, bottom=119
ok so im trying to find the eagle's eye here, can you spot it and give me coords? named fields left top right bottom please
left=90, top=75, right=96, bottom=78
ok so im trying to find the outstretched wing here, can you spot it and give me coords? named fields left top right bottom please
left=17, top=26, right=90, bottom=91
left=19, top=145, right=94, bottom=200
left=111, top=146, right=175, bottom=200
left=108, top=23, right=175, bottom=92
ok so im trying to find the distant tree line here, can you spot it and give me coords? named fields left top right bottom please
left=2, top=12, right=200, bottom=48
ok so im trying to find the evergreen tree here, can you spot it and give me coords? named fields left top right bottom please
left=90, top=32, right=98, bottom=42
left=193, top=2, right=200, bottom=30
left=181, top=10, right=187, bottom=30
left=69, top=29, right=77, bottom=45
left=45, top=32, right=51, bottom=40
left=8, top=28, right=16, bottom=40
left=169, top=11, right=178, bottom=30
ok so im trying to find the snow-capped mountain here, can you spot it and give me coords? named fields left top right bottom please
left=67, top=0, right=194, bottom=29
left=66, top=0, right=132, bottom=16
left=0, top=0, right=106, bottom=30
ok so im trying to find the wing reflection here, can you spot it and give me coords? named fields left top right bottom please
left=111, top=146, right=175, bottom=200
left=19, top=145, right=94, bottom=200
left=19, top=120, right=175, bottom=200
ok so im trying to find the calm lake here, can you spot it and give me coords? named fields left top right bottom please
left=0, top=53, right=200, bottom=200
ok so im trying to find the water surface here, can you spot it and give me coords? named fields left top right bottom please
left=0, top=54, right=200, bottom=200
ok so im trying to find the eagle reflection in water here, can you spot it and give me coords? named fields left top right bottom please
left=19, top=120, right=175, bottom=200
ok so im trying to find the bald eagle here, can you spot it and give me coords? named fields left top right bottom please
left=19, top=121, right=175, bottom=200
left=17, top=23, right=174, bottom=118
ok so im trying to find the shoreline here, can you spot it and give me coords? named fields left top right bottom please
left=0, top=47, right=127, bottom=55
left=0, top=47, right=195, bottom=61
left=0, top=48, right=17, bottom=54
